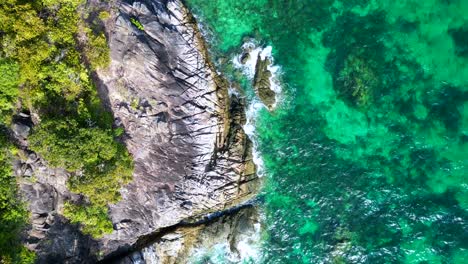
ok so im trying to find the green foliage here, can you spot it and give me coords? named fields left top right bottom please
left=85, top=30, right=111, bottom=70
left=29, top=119, right=117, bottom=171
left=0, top=0, right=133, bottom=240
left=67, top=146, right=133, bottom=205
left=0, top=246, right=36, bottom=264
left=130, top=18, right=144, bottom=31
left=0, top=131, right=35, bottom=263
left=18, top=247, right=35, bottom=264
left=0, top=60, right=19, bottom=124
left=0, top=0, right=108, bottom=107
left=29, top=118, right=133, bottom=238
left=63, top=202, right=113, bottom=238
left=99, top=11, right=110, bottom=21
left=0, top=0, right=85, bottom=118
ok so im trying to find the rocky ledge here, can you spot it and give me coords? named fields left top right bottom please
left=113, top=204, right=261, bottom=264
left=14, top=0, right=260, bottom=262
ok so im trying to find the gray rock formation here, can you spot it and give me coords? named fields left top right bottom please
left=96, top=0, right=258, bottom=257
left=253, top=55, right=276, bottom=109
left=14, top=146, right=98, bottom=264
left=14, top=0, right=259, bottom=262
left=11, top=115, right=98, bottom=263
left=114, top=206, right=261, bottom=264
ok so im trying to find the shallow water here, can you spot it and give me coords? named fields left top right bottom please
left=185, top=0, right=468, bottom=263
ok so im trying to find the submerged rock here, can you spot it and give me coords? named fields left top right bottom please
left=337, top=54, right=377, bottom=106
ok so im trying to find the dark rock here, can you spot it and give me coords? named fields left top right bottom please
left=240, top=52, right=250, bottom=64
left=21, top=183, right=56, bottom=214
left=253, top=54, right=276, bottom=109
left=26, top=152, right=38, bottom=164
left=11, top=122, right=30, bottom=139
left=22, top=164, right=33, bottom=177
left=32, top=216, right=98, bottom=264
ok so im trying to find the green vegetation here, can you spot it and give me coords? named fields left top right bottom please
left=0, top=131, right=35, bottom=263
left=85, top=29, right=111, bottom=70
left=29, top=119, right=120, bottom=172
left=29, top=118, right=132, bottom=238
left=130, top=17, right=144, bottom=31
left=63, top=202, right=114, bottom=238
left=0, top=60, right=19, bottom=124
left=99, top=11, right=111, bottom=21
left=0, top=0, right=132, bottom=241
left=29, top=118, right=133, bottom=202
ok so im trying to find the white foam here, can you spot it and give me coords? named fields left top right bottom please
left=235, top=222, right=262, bottom=261
left=233, top=40, right=284, bottom=177
left=188, top=223, right=262, bottom=263
left=233, top=40, right=283, bottom=109
left=243, top=101, right=267, bottom=177
left=233, top=42, right=261, bottom=78
left=228, top=86, right=240, bottom=97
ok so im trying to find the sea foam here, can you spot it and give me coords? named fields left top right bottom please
left=232, top=40, right=283, bottom=177
left=232, top=41, right=283, bottom=108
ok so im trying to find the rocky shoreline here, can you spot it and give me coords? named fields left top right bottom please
left=12, top=0, right=261, bottom=263
left=102, top=199, right=261, bottom=263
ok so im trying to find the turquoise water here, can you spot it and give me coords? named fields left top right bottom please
left=185, top=0, right=468, bottom=263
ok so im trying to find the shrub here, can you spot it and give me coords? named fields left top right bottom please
left=0, top=59, right=19, bottom=124
left=85, top=30, right=111, bottom=70
left=99, top=11, right=110, bottom=21
left=29, top=118, right=133, bottom=238
left=63, top=202, right=114, bottom=238
left=0, top=0, right=133, bottom=240
left=130, top=17, right=144, bottom=31
left=29, top=119, right=118, bottom=171
left=0, top=131, right=35, bottom=263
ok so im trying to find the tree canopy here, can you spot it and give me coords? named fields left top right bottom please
left=0, top=0, right=133, bottom=245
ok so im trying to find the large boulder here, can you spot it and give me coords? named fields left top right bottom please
left=96, top=0, right=258, bottom=256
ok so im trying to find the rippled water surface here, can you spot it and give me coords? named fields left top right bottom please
left=185, top=0, right=468, bottom=263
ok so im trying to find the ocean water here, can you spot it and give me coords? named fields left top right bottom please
left=184, top=0, right=468, bottom=263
